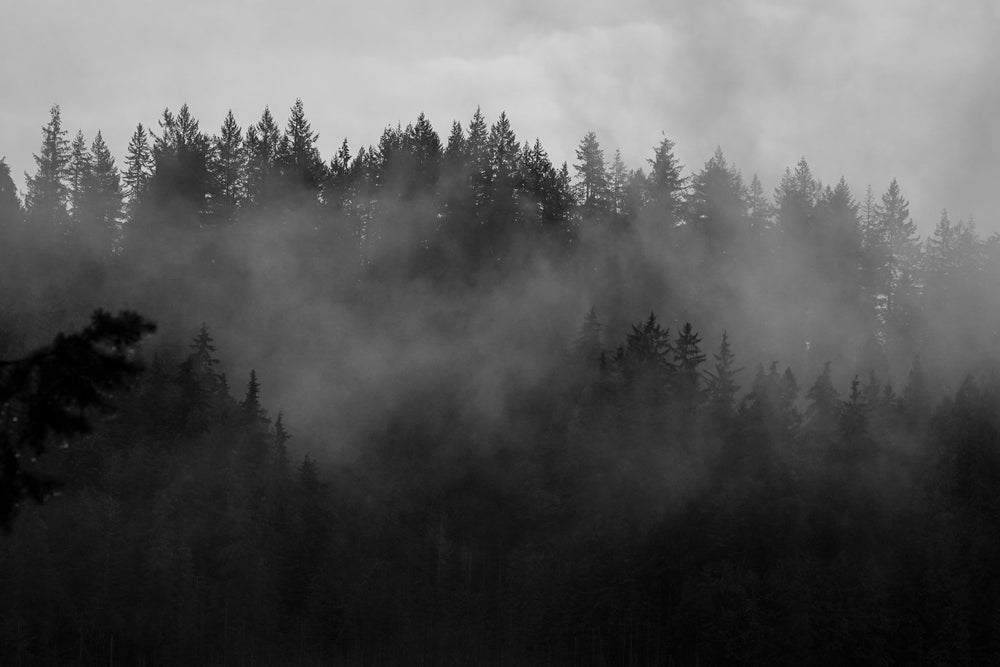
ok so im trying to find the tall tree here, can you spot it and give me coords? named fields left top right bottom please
left=644, top=135, right=686, bottom=227
left=687, top=147, right=746, bottom=254
left=78, top=131, right=123, bottom=256
left=122, top=123, right=153, bottom=224
left=67, top=130, right=92, bottom=226
left=0, top=158, right=21, bottom=227
left=24, top=104, right=70, bottom=231
left=212, top=109, right=246, bottom=224
left=245, top=106, right=282, bottom=209
left=279, top=98, right=327, bottom=195
left=573, top=131, right=611, bottom=222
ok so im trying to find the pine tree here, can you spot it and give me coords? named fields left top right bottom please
left=80, top=131, right=123, bottom=255
left=774, top=157, right=819, bottom=242
left=704, top=331, right=741, bottom=419
left=122, top=123, right=153, bottom=222
left=245, top=106, right=282, bottom=208
left=147, top=104, right=216, bottom=226
left=274, top=411, right=291, bottom=472
left=687, top=147, right=746, bottom=253
left=279, top=98, right=326, bottom=194
left=67, top=130, right=92, bottom=225
left=0, top=158, right=22, bottom=227
left=608, top=148, right=628, bottom=219
left=747, top=173, right=774, bottom=234
left=673, top=322, right=707, bottom=412
left=573, top=131, right=611, bottom=222
left=24, top=104, right=70, bottom=230
left=572, top=307, right=603, bottom=368
left=241, top=369, right=269, bottom=426
left=212, top=109, right=246, bottom=223
left=645, top=135, right=686, bottom=226
left=804, top=362, right=839, bottom=446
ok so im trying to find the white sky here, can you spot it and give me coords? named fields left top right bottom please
left=2, top=0, right=998, bottom=234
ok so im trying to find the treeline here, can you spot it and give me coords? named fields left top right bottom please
left=2, top=101, right=1000, bottom=664
left=2, top=313, right=1000, bottom=664
left=1, top=101, right=998, bottom=380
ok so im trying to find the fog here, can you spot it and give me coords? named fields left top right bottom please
left=2, top=97, right=1000, bottom=663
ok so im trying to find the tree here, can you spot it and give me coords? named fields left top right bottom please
left=79, top=131, right=123, bottom=255
left=673, top=322, right=706, bottom=405
left=0, top=158, right=22, bottom=228
left=573, top=131, right=611, bottom=222
left=645, top=135, right=686, bottom=226
left=68, top=130, right=92, bottom=225
left=24, top=104, right=70, bottom=231
left=241, top=369, right=269, bottom=426
left=279, top=98, right=327, bottom=195
left=774, top=157, right=819, bottom=243
left=245, top=106, right=282, bottom=208
left=146, top=104, right=216, bottom=227
left=212, top=109, right=246, bottom=224
left=122, top=123, right=153, bottom=223
left=705, top=331, right=741, bottom=420
left=747, top=173, right=774, bottom=234
left=0, top=310, right=156, bottom=529
left=804, top=362, right=839, bottom=447
left=687, top=147, right=746, bottom=254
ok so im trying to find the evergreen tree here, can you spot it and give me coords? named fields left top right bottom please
left=24, top=104, right=70, bottom=230
left=747, top=173, right=774, bottom=234
left=673, top=322, right=707, bottom=413
left=212, top=109, right=246, bottom=223
left=804, top=362, right=839, bottom=446
left=687, top=147, right=746, bottom=254
left=704, top=331, right=741, bottom=419
left=279, top=98, right=327, bottom=194
left=67, top=130, right=92, bottom=225
left=0, top=158, right=23, bottom=228
left=147, top=104, right=216, bottom=226
left=122, top=123, right=153, bottom=221
left=80, top=131, right=123, bottom=255
left=645, top=135, right=686, bottom=226
left=573, top=131, right=611, bottom=222
left=774, top=157, right=819, bottom=242
left=241, top=369, right=269, bottom=426
left=245, top=106, right=282, bottom=208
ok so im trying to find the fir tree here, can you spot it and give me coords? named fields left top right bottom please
left=0, top=158, right=23, bottom=227
left=645, top=134, right=686, bottom=225
left=573, top=131, right=611, bottom=221
left=24, top=104, right=70, bottom=230
left=704, top=331, right=741, bottom=419
left=122, top=123, right=153, bottom=221
left=212, top=109, right=246, bottom=223
left=241, top=369, right=269, bottom=426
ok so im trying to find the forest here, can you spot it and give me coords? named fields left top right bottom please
left=1, top=101, right=1000, bottom=665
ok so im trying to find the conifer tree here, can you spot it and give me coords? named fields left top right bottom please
left=645, top=135, right=686, bottom=226
left=24, top=104, right=70, bottom=230
left=122, top=123, right=153, bottom=221
left=687, top=147, right=746, bottom=253
left=67, top=130, right=92, bottom=225
left=573, top=131, right=611, bottom=222
left=212, top=109, right=246, bottom=223
left=80, top=131, right=123, bottom=255
left=245, top=106, right=282, bottom=208
left=279, top=98, right=327, bottom=194
left=241, top=369, right=269, bottom=426
left=747, top=173, right=774, bottom=234
left=704, top=331, right=741, bottom=419
left=0, top=159, right=21, bottom=228
left=804, top=362, right=839, bottom=445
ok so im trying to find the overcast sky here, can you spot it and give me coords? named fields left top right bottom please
left=2, top=0, right=997, bottom=234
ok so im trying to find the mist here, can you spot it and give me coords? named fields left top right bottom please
left=2, top=92, right=1000, bottom=664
